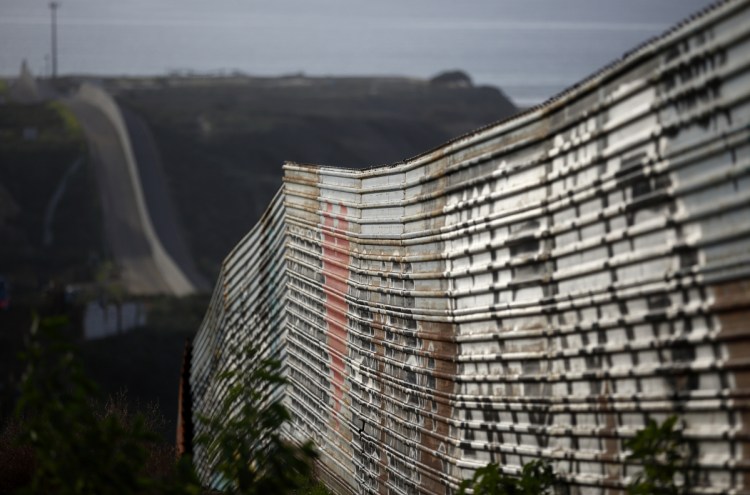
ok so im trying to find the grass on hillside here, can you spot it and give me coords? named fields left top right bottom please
left=0, top=101, right=101, bottom=295
left=0, top=102, right=85, bottom=150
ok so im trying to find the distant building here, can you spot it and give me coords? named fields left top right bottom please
left=8, top=60, right=41, bottom=103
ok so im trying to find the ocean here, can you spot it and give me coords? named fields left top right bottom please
left=0, top=0, right=717, bottom=106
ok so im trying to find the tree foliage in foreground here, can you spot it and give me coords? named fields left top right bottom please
left=457, top=415, right=695, bottom=495
left=14, top=315, right=198, bottom=495
left=195, top=343, right=318, bottom=494
left=457, top=459, right=557, bottom=495
left=625, top=415, right=693, bottom=495
left=12, top=314, right=693, bottom=495
left=9, top=315, right=322, bottom=495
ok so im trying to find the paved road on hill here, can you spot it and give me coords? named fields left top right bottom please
left=65, top=97, right=193, bottom=295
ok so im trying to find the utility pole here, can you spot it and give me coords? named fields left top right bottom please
left=49, top=2, right=59, bottom=79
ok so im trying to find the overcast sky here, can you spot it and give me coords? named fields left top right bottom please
left=0, top=0, right=720, bottom=104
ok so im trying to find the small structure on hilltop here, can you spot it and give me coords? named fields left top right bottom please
left=429, top=69, right=473, bottom=88
left=8, top=60, right=41, bottom=103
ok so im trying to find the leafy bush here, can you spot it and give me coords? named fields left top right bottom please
left=625, top=415, right=693, bottom=495
left=457, top=459, right=557, bottom=495
left=14, top=315, right=182, bottom=495
left=457, top=414, right=701, bottom=495
left=49, top=101, right=85, bottom=142
left=4, top=314, right=329, bottom=494
left=294, top=479, right=332, bottom=495
left=5, top=313, right=700, bottom=495
left=196, top=343, right=318, bottom=494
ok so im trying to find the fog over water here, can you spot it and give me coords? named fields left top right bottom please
left=1, top=0, right=718, bottom=105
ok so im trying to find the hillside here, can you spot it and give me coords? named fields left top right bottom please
left=0, top=72, right=516, bottom=434
left=0, top=101, right=100, bottom=295
left=110, top=74, right=517, bottom=280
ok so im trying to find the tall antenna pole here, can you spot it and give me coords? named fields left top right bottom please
left=49, top=2, right=59, bottom=79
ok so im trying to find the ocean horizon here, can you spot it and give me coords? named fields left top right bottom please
left=0, top=0, right=717, bottom=106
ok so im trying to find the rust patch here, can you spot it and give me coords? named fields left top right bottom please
left=419, top=322, right=457, bottom=493
left=713, top=279, right=750, bottom=488
left=598, top=382, right=621, bottom=495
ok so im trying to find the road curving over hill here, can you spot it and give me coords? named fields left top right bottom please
left=65, top=84, right=202, bottom=296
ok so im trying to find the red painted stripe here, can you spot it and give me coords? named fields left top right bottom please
left=322, top=202, right=350, bottom=427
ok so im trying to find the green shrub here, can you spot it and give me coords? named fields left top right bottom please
left=48, top=101, right=84, bottom=142
left=14, top=315, right=171, bottom=494
left=196, top=343, right=317, bottom=494
left=6, top=314, right=327, bottom=494
left=625, top=415, right=693, bottom=495
left=458, top=459, right=557, bottom=495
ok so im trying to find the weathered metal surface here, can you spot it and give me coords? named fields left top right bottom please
left=191, top=1, right=750, bottom=493
left=190, top=188, right=290, bottom=484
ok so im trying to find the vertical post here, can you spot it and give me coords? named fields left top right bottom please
left=49, top=2, right=59, bottom=79
left=176, top=339, right=194, bottom=458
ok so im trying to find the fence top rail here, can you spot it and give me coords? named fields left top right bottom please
left=283, top=0, right=744, bottom=179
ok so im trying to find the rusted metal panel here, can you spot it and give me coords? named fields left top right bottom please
left=191, top=1, right=750, bottom=493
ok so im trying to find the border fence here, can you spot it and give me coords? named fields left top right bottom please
left=190, top=1, right=750, bottom=492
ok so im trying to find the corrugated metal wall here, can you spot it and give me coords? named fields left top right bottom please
left=191, top=1, right=750, bottom=492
